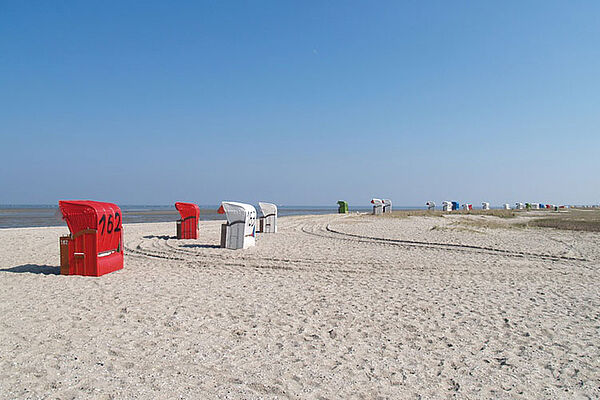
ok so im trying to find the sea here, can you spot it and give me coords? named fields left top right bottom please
left=0, top=204, right=403, bottom=229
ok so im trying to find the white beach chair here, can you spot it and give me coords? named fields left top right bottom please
left=218, top=201, right=257, bottom=250
left=371, top=198, right=383, bottom=215
left=482, top=202, right=490, bottom=210
left=382, top=199, right=392, bottom=213
left=442, top=201, right=452, bottom=212
left=258, top=202, right=277, bottom=233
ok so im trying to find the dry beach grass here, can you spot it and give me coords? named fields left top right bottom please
left=0, top=212, right=599, bottom=399
left=439, top=209, right=600, bottom=233
left=386, top=209, right=519, bottom=219
left=527, top=209, right=600, bottom=232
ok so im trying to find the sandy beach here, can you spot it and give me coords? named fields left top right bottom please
left=1, top=212, right=599, bottom=399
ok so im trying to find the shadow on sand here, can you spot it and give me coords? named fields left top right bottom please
left=1, top=264, right=60, bottom=275
left=143, top=235, right=177, bottom=240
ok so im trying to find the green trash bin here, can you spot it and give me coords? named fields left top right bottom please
left=337, top=201, right=349, bottom=214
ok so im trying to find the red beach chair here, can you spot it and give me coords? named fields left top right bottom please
left=175, top=202, right=200, bottom=239
left=58, top=200, right=124, bottom=276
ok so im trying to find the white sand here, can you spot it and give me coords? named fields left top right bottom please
left=1, top=213, right=599, bottom=399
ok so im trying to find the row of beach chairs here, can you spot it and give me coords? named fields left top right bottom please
left=336, top=199, right=393, bottom=215
left=57, top=200, right=278, bottom=277
left=56, top=198, right=564, bottom=278
left=426, top=201, right=564, bottom=211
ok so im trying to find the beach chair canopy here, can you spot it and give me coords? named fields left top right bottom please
left=175, top=202, right=200, bottom=220
left=382, top=199, right=392, bottom=207
left=59, top=200, right=122, bottom=254
left=371, top=198, right=383, bottom=206
left=218, top=201, right=256, bottom=224
left=258, top=202, right=277, bottom=218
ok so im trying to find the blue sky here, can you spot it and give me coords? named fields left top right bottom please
left=1, top=1, right=598, bottom=206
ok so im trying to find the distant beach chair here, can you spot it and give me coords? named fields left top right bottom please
left=503, top=204, right=511, bottom=210
left=382, top=199, right=392, bottom=213
left=482, top=202, right=490, bottom=210
left=515, top=202, right=524, bottom=210
left=371, top=198, right=383, bottom=215
left=442, top=201, right=452, bottom=212
left=218, top=201, right=257, bottom=249
left=462, top=203, right=472, bottom=210
left=337, top=200, right=349, bottom=214
left=175, top=202, right=200, bottom=239
left=258, top=202, right=277, bottom=233
left=451, top=201, right=460, bottom=211
left=58, top=200, right=124, bottom=276
left=426, top=201, right=436, bottom=210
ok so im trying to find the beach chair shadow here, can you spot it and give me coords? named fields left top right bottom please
left=0, top=264, right=60, bottom=275
left=143, top=235, right=177, bottom=240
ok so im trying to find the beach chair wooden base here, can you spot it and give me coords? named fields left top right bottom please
left=220, top=224, right=228, bottom=248
left=59, top=236, right=70, bottom=275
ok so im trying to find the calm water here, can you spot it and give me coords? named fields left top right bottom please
left=0, top=204, right=385, bottom=229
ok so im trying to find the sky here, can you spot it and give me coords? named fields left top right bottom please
left=1, top=1, right=599, bottom=206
